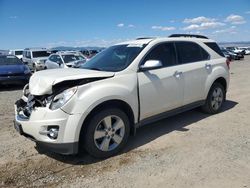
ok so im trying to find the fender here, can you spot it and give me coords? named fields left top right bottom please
left=204, top=62, right=229, bottom=99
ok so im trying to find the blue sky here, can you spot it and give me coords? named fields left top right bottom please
left=0, top=0, right=250, bottom=49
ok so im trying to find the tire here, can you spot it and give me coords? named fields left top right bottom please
left=33, top=64, right=37, bottom=72
left=201, top=82, right=225, bottom=114
left=81, top=108, right=130, bottom=158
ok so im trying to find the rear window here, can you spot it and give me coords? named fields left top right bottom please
left=0, top=56, right=23, bottom=65
left=175, top=42, right=209, bottom=64
left=15, top=51, right=23, bottom=55
left=32, top=51, right=50, bottom=58
left=205, top=42, right=224, bottom=57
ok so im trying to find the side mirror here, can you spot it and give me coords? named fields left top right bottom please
left=140, top=60, right=162, bottom=71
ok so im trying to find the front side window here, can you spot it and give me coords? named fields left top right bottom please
left=81, top=44, right=146, bottom=72
left=55, top=55, right=63, bottom=64
left=32, top=51, right=50, bottom=58
left=175, top=42, right=209, bottom=64
left=15, top=51, right=23, bottom=55
left=26, top=51, right=31, bottom=58
left=49, top=55, right=57, bottom=62
left=143, top=43, right=177, bottom=67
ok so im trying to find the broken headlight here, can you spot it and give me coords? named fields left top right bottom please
left=49, top=86, right=77, bottom=110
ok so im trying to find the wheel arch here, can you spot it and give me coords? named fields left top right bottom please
left=79, top=99, right=136, bottom=142
left=205, top=76, right=228, bottom=100
left=213, top=77, right=227, bottom=92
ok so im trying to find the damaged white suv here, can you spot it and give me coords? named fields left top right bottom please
left=14, top=34, right=230, bottom=158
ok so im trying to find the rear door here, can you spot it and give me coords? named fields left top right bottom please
left=138, top=42, right=184, bottom=120
left=174, top=41, right=211, bottom=105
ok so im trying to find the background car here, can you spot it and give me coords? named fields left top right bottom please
left=238, top=47, right=250, bottom=55
left=45, top=51, right=87, bottom=69
left=225, top=47, right=244, bottom=59
left=8, top=49, right=24, bottom=61
left=79, top=49, right=90, bottom=57
left=226, top=47, right=245, bottom=56
left=22, top=48, right=51, bottom=72
left=0, top=55, right=31, bottom=85
left=221, top=49, right=241, bottom=60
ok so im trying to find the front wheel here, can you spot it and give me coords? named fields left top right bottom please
left=201, top=83, right=225, bottom=114
left=82, top=108, right=130, bottom=158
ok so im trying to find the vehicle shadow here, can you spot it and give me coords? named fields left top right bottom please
left=39, top=100, right=238, bottom=165
left=0, top=84, right=24, bottom=92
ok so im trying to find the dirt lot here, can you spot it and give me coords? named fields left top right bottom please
left=0, top=56, right=250, bottom=188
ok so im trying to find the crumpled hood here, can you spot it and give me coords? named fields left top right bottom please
left=29, top=68, right=114, bottom=95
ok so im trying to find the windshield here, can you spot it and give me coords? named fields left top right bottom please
left=32, top=51, right=50, bottom=58
left=80, top=44, right=145, bottom=72
left=0, top=55, right=23, bottom=65
left=62, top=54, right=85, bottom=63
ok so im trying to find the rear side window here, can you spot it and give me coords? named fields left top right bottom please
left=175, top=42, right=209, bottom=64
left=143, top=43, right=177, bottom=67
left=205, top=42, right=224, bottom=57
left=15, top=51, right=23, bottom=55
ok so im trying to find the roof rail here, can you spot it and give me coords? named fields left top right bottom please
left=136, top=37, right=156, bottom=40
left=169, top=34, right=208, bottom=39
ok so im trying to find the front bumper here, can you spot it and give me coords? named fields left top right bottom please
left=35, top=64, right=45, bottom=71
left=14, top=98, right=82, bottom=155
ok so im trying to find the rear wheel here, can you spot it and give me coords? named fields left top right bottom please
left=201, top=83, right=225, bottom=114
left=81, top=108, right=130, bottom=158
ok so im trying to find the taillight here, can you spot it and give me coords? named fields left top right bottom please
left=226, top=58, right=230, bottom=69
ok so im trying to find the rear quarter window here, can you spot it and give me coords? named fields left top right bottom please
left=205, top=42, right=224, bottom=57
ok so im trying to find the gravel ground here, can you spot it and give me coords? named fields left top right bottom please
left=0, top=57, right=250, bottom=188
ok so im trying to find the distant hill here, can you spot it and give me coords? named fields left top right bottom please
left=219, top=41, right=250, bottom=47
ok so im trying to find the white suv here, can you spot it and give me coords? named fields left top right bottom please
left=22, top=48, right=51, bottom=71
left=14, top=34, right=230, bottom=158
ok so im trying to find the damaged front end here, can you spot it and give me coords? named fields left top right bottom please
left=15, top=84, right=51, bottom=119
left=15, top=75, right=112, bottom=120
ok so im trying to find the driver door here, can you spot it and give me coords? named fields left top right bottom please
left=138, top=42, right=184, bottom=120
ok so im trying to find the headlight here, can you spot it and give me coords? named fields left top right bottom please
left=34, top=60, right=44, bottom=65
left=50, top=87, right=77, bottom=110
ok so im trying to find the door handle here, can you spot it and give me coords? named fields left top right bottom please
left=174, top=71, right=183, bottom=78
left=205, top=63, right=212, bottom=70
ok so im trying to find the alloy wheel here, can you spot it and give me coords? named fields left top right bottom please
left=94, top=115, right=125, bottom=152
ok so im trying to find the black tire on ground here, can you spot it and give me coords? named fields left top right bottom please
left=201, top=82, right=226, bottom=114
left=81, top=108, right=130, bottom=158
